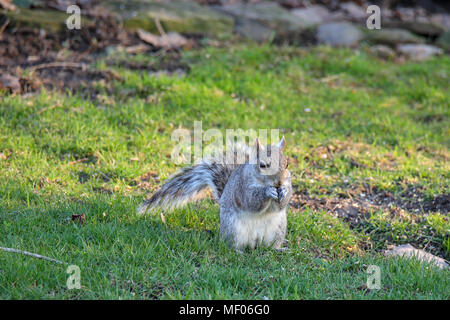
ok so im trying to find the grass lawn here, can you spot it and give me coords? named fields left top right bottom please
left=0, top=45, right=449, bottom=299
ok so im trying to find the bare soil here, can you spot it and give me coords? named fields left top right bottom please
left=0, top=7, right=187, bottom=95
left=291, top=184, right=449, bottom=258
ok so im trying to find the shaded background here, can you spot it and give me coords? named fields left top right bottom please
left=1, top=0, right=449, bottom=94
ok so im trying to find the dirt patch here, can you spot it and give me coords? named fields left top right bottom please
left=291, top=184, right=449, bottom=258
left=363, top=186, right=450, bottom=214
left=130, top=171, right=161, bottom=193
left=293, top=186, right=448, bottom=221
left=0, top=12, right=132, bottom=94
left=0, top=7, right=190, bottom=96
left=291, top=184, right=449, bottom=220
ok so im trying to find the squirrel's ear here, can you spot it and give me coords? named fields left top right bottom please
left=254, top=138, right=262, bottom=159
left=278, top=136, right=286, bottom=151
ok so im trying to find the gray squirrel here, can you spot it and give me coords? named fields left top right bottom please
left=138, top=137, right=292, bottom=250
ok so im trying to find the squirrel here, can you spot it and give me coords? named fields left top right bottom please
left=138, top=137, right=293, bottom=251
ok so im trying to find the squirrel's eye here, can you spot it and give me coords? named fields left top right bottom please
left=259, top=162, right=270, bottom=168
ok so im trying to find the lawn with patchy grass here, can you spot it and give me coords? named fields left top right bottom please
left=0, top=45, right=449, bottom=299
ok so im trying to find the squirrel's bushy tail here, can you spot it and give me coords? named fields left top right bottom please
left=138, top=142, right=253, bottom=215
left=138, top=161, right=235, bottom=215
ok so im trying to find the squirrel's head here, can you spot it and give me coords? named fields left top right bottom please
left=252, top=137, right=288, bottom=187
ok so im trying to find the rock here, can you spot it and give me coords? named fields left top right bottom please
left=384, top=20, right=445, bottom=37
left=0, top=74, right=21, bottom=94
left=437, top=31, right=450, bottom=51
left=290, top=5, right=331, bottom=27
left=316, top=22, right=362, bottom=47
left=384, top=244, right=449, bottom=269
left=276, top=0, right=304, bottom=9
left=328, top=10, right=347, bottom=21
left=364, top=28, right=425, bottom=46
left=0, top=7, right=72, bottom=33
left=430, top=14, right=450, bottom=32
left=339, top=2, right=366, bottom=21
left=381, top=8, right=394, bottom=20
left=369, top=45, right=396, bottom=60
left=234, top=19, right=274, bottom=43
left=105, top=0, right=234, bottom=37
left=397, top=44, right=443, bottom=61
left=215, top=2, right=309, bottom=39
left=395, top=7, right=415, bottom=22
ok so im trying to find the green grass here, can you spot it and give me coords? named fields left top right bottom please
left=0, top=45, right=449, bottom=299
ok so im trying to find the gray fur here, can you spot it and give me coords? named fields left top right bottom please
left=138, top=139, right=293, bottom=250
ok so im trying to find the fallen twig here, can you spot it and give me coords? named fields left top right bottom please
left=38, top=101, right=62, bottom=114
left=319, top=74, right=342, bottom=83
left=95, top=169, right=111, bottom=181
left=154, top=18, right=166, bottom=36
left=68, top=157, right=89, bottom=165
left=0, top=246, right=65, bottom=264
left=0, top=18, right=10, bottom=35
left=28, top=62, right=87, bottom=72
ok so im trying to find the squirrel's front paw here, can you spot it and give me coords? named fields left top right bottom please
left=265, top=186, right=279, bottom=201
left=277, top=186, right=288, bottom=202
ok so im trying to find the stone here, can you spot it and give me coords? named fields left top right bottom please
left=381, top=7, right=394, bottom=19
left=384, top=244, right=449, bottom=269
left=105, top=0, right=234, bottom=37
left=369, top=45, right=396, bottom=60
left=364, top=28, right=425, bottom=46
left=0, top=74, right=21, bottom=93
left=215, top=2, right=309, bottom=38
left=395, top=7, right=415, bottom=21
left=234, top=19, right=274, bottom=43
left=328, top=10, right=346, bottom=21
left=339, top=2, right=366, bottom=21
left=430, top=14, right=450, bottom=32
left=384, top=20, right=445, bottom=37
left=316, top=22, right=362, bottom=47
left=290, top=5, right=331, bottom=27
left=276, top=0, right=303, bottom=9
left=397, top=44, right=443, bottom=61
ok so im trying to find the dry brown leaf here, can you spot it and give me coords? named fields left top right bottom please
left=72, top=213, right=86, bottom=225
left=0, top=0, right=16, bottom=11
left=137, top=29, right=187, bottom=50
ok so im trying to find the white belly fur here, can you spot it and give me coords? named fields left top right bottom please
left=233, top=210, right=285, bottom=249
